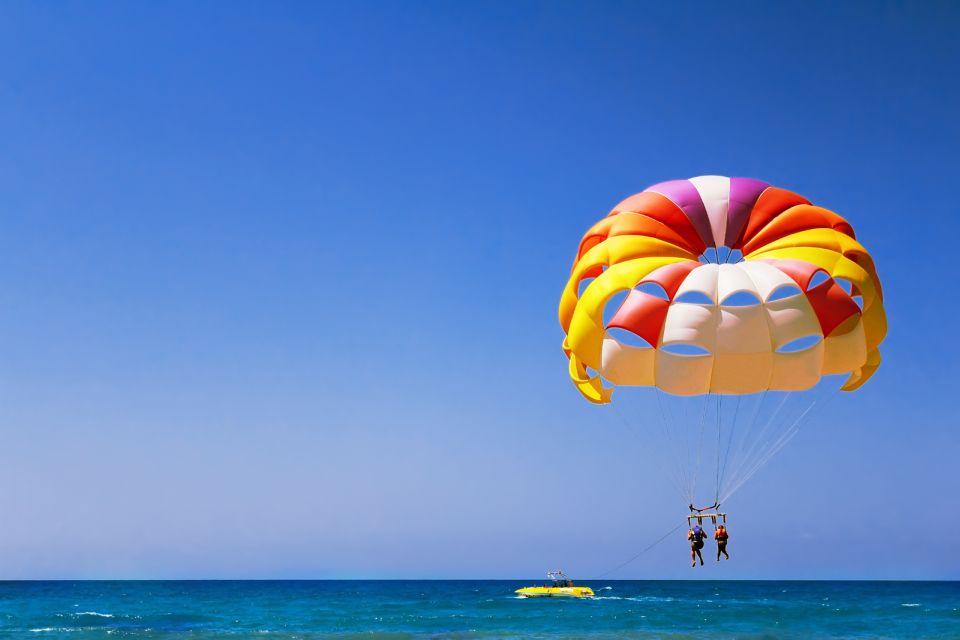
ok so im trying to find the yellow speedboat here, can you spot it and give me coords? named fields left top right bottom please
left=515, top=570, right=594, bottom=598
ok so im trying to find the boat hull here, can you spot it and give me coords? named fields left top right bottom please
left=515, top=586, right=594, bottom=598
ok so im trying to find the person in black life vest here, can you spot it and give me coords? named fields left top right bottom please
left=687, top=525, right=706, bottom=567
left=714, top=524, right=730, bottom=561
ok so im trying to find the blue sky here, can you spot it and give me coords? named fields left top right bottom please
left=0, top=1, right=956, bottom=579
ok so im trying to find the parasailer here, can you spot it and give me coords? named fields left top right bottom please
left=688, top=525, right=706, bottom=567
left=558, top=176, right=887, bottom=565
left=715, top=524, right=730, bottom=561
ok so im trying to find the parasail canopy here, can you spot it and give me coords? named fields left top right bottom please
left=559, top=176, right=887, bottom=404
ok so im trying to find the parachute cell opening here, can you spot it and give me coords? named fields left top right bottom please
left=661, top=343, right=711, bottom=356
left=674, top=291, right=713, bottom=305
left=720, top=291, right=762, bottom=307
left=602, top=290, right=630, bottom=325
left=607, top=327, right=654, bottom=349
left=635, top=281, right=670, bottom=300
left=775, top=335, right=823, bottom=353
left=766, top=284, right=803, bottom=302
left=834, top=277, right=854, bottom=295
left=807, top=271, right=831, bottom=290
left=576, top=277, right=594, bottom=298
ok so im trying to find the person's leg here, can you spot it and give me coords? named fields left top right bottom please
left=716, top=543, right=721, bottom=561
left=723, top=544, right=730, bottom=560
left=696, top=547, right=704, bottom=565
left=691, top=546, right=696, bottom=567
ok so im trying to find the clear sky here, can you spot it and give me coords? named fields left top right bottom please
left=0, top=1, right=956, bottom=580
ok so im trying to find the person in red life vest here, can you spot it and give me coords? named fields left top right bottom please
left=687, top=525, right=706, bottom=567
left=714, top=524, right=730, bottom=561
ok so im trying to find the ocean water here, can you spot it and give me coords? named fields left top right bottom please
left=0, top=580, right=957, bottom=639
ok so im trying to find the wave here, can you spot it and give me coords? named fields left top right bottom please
left=76, top=612, right=114, bottom=618
left=591, top=595, right=677, bottom=603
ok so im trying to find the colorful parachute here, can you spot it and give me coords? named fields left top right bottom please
left=559, top=177, right=889, bottom=509
left=559, top=176, right=887, bottom=404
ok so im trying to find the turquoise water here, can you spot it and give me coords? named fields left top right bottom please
left=1, top=580, right=957, bottom=639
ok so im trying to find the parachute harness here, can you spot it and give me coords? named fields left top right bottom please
left=688, top=501, right=726, bottom=526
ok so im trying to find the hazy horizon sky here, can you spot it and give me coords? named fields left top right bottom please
left=0, top=1, right=957, bottom=580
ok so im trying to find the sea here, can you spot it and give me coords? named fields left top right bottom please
left=0, top=580, right=957, bottom=639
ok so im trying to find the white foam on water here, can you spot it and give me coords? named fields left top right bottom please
left=77, top=612, right=114, bottom=618
left=592, top=595, right=676, bottom=603
left=901, top=603, right=921, bottom=607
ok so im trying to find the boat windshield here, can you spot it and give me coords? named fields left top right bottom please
left=547, top=571, right=574, bottom=587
